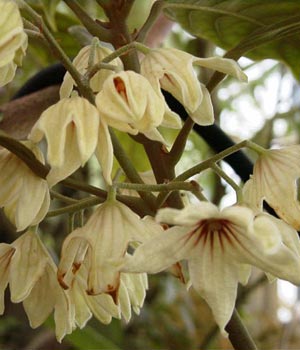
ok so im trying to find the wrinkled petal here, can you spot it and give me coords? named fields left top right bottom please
left=10, top=231, right=48, bottom=302
left=190, top=84, right=214, bottom=126
left=243, top=146, right=300, bottom=229
left=193, top=56, right=247, bottom=82
left=0, top=244, right=15, bottom=314
left=0, top=143, right=50, bottom=231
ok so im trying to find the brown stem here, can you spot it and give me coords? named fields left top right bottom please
left=63, top=0, right=112, bottom=42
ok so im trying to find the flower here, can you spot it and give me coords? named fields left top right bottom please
left=67, top=259, right=121, bottom=328
left=95, top=70, right=179, bottom=143
left=58, top=198, right=158, bottom=299
left=123, top=202, right=300, bottom=334
left=0, top=231, right=75, bottom=342
left=0, top=141, right=50, bottom=231
left=30, top=95, right=100, bottom=186
left=141, top=48, right=247, bottom=126
left=243, top=145, right=300, bottom=230
left=0, top=0, right=27, bottom=86
left=0, top=243, right=15, bottom=314
left=60, top=44, right=123, bottom=98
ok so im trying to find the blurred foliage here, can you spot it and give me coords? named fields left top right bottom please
left=164, top=0, right=300, bottom=79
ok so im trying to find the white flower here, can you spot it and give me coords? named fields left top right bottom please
left=67, top=260, right=121, bottom=328
left=0, top=141, right=50, bottom=231
left=141, top=48, right=247, bottom=126
left=95, top=70, right=177, bottom=143
left=243, top=145, right=300, bottom=230
left=0, top=231, right=75, bottom=342
left=123, top=202, right=300, bottom=334
left=0, top=0, right=27, bottom=86
left=0, top=243, right=15, bottom=314
left=60, top=44, right=123, bottom=98
left=30, top=95, right=100, bottom=186
left=58, top=198, right=159, bottom=298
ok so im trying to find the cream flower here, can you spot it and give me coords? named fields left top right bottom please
left=123, top=202, right=300, bottom=334
left=141, top=48, right=247, bottom=125
left=67, top=260, right=121, bottom=328
left=58, top=198, right=159, bottom=298
left=0, top=244, right=15, bottom=314
left=30, top=95, right=100, bottom=186
left=243, top=145, right=300, bottom=230
left=0, top=0, right=27, bottom=86
left=0, top=231, right=75, bottom=342
left=60, top=44, right=123, bottom=98
left=95, top=70, right=176, bottom=143
left=0, top=141, right=50, bottom=231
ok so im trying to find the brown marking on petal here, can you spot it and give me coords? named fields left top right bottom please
left=170, top=262, right=186, bottom=284
left=57, top=272, right=70, bottom=290
left=107, top=287, right=119, bottom=304
left=161, top=223, right=169, bottom=230
left=72, top=262, right=81, bottom=274
left=113, top=77, right=128, bottom=103
left=163, top=73, right=175, bottom=86
left=86, top=287, right=97, bottom=296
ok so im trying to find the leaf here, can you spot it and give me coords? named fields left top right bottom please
left=163, top=0, right=300, bottom=79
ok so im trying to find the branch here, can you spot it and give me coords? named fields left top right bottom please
left=63, top=0, right=112, bottom=42
left=0, top=85, right=60, bottom=139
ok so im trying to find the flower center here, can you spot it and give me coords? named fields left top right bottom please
left=187, top=218, right=235, bottom=253
left=113, top=77, right=128, bottom=102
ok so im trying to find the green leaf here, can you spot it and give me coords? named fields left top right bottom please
left=163, top=0, right=300, bottom=79
left=65, top=324, right=121, bottom=350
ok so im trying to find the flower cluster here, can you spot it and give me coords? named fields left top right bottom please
left=28, top=44, right=246, bottom=186
left=2, top=4, right=300, bottom=344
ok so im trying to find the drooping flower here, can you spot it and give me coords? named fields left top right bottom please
left=58, top=197, right=159, bottom=300
left=141, top=48, right=247, bottom=125
left=67, top=259, right=121, bottom=328
left=0, top=0, right=27, bottom=87
left=0, top=243, right=15, bottom=314
left=0, top=231, right=75, bottom=342
left=0, top=141, right=50, bottom=231
left=243, top=145, right=300, bottom=230
left=30, top=95, right=100, bottom=186
left=60, top=44, right=123, bottom=98
left=123, top=202, right=300, bottom=334
left=95, top=70, right=180, bottom=143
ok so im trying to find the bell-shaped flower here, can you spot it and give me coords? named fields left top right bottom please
left=0, top=231, right=75, bottom=341
left=243, top=145, right=300, bottom=230
left=122, top=202, right=300, bottom=334
left=95, top=70, right=177, bottom=143
left=60, top=44, right=123, bottom=98
left=67, top=259, right=121, bottom=328
left=141, top=48, right=247, bottom=126
left=0, top=0, right=27, bottom=86
left=58, top=197, right=159, bottom=300
left=30, top=95, right=100, bottom=186
left=0, top=141, right=50, bottom=231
